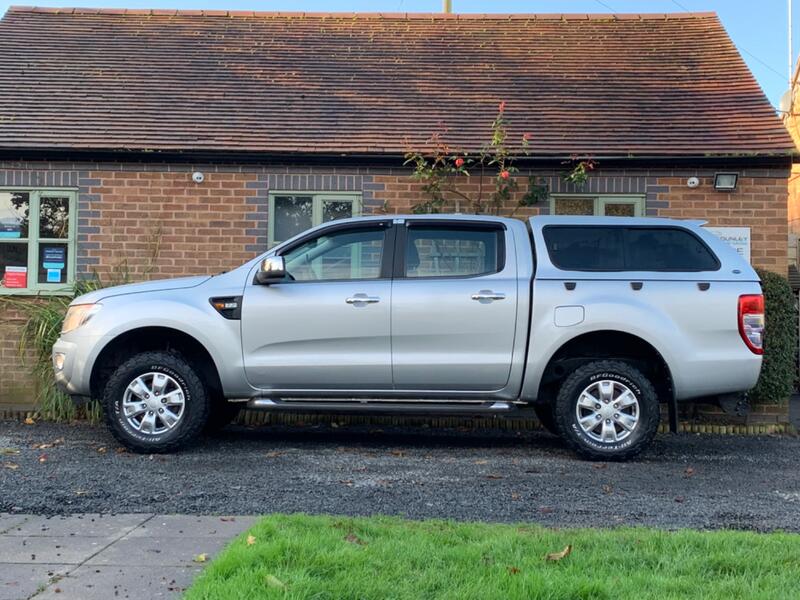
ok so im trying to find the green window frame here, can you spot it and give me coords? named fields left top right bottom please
left=550, top=194, right=645, bottom=217
left=0, top=188, right=78, bottom=295
left=268, top=192, right=362, bottom=248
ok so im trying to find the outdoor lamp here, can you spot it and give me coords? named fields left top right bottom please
left=713, top=173, right=738, bottom=191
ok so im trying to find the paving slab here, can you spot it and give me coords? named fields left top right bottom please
left=4, top=514, right=150, bottom=538
left=0, top=515, right=31, bottom=535
left=85, top=534, right=230, bottom=567
left=33, top=565, right=203, bottom=600
left=0, top=564, right=69, bottom=600
left=0, top=536, right=108, bottom=564
left=126, top=514, right=257, bottom=538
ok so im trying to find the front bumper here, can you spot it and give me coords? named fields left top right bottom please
left=52, top=334, right=103, bottom=397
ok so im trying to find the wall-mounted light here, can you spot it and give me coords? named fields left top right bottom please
left=714, top=173, right=738, bottom=191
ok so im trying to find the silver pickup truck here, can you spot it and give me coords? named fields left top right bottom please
left=53, top=215, right=764, bottom=460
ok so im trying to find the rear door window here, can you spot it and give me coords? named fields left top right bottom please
left=543, top=226, right=719, bottom=272
left=403, top=225, right=504, bottom=278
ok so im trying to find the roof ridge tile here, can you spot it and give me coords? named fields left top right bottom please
left=4, top=6, right=719, bottom=20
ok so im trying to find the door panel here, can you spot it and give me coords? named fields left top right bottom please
left=242, top=223, right=393, bottom=391
left=391, top=223, right=518, bottom=391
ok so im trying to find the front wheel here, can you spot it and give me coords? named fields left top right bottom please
left=553, top=360, right=659, bottom=461
left=102, top=351, right=210, bottom=453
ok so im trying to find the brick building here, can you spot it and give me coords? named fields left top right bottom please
left=0, top=8, right=794, bottom=409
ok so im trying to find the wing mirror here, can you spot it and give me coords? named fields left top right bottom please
left=255, top=256, right=287, bottom=285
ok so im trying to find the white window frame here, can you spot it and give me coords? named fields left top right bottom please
left=550, top=194, right=645, bottom=217
left=0, top=188, right=78, bottom=295
left=268, top=191, right=362, bottom=248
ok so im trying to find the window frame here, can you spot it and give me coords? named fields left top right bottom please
left=550, top=194, right=645, bottom=217
left=268, top=191, right=362, bottom=248
left=542, top=225, right=721, bottom=273
left=0, top=188, right=78, bottom=296
left=393, top=220, right=507, bottom=280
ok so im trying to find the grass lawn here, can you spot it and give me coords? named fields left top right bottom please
left=185, top=514, right=800, bottom=600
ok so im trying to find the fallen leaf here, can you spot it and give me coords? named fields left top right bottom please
left=674, top=496, right=685, bottom=503
left=507, top=566, right=521, bottom=575
left=38, top=454, right=48, bottom=463
left=265, top=451, right=284, bottom=458
left=538, top=506, right=554, bottom=514
left=390, top=450, right=405, bottom=457
left=602, top=484, right=613, bottom=495
left=3, top=462, right=19, bottom=470
left=265, top=575, right=287, bottom=590
left=220, top=517, right=235, bottom=522
left=545, top=545, right=572, bottom=562
left=246, top=535, right=256, bottom=546
left=339, top=479, right=353, bottom=486
left=23, top=417, right=35, bottom=425
left=473, top=459, right=489, bottom=465
left=593, top=463, right=608, bottom=470
left=486, top=474, right=504, bottom=480
left=684, top=467, right=695, bottom=477
left=96, top=447, right=107, bottom=454
left=1, top=448, right=20, bottom=456
left=115, top=447, right=127, bottom=454
left=193, top=553, right=208, bottom=563
left=74, top=490, right=88, bottom=496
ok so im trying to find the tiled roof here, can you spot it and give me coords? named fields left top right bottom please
left=0, top=7, right=793, bottom=157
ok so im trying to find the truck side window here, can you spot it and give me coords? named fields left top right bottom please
left=543, top=226, right=719, bottom=272
left=282, top=227, right=385, bottom=281
left=404, top=226, right=503, bottom=278
left=625, top=228, right=719, bottom=271
left=543, top=226, right=624, bottom=271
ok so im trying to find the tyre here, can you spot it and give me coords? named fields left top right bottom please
left=533, top=403, right=559, bottom=436
left=553, top=360, right=659, bottom=461
left=204, top=399, right=242, bottom=434
left=102, top=351, right=210, bottom=453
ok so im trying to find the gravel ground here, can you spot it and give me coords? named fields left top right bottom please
left=1, top=420, right=799, bottom=531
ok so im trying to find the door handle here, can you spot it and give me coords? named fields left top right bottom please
left=345, top=294, right=381, bottom=305
left=471, top=291, right=506, bottom=301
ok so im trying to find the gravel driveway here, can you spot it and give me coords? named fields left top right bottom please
left=1, top=420, right=799, bottom=531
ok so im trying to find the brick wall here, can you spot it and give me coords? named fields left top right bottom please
left=0, top=160, right=789, bottom=408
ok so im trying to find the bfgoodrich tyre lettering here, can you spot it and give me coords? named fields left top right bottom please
left=553, top=360, right=659, bottom=461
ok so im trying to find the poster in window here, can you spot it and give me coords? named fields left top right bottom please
left=3, top=266, right=27, bottom=288
left=42, top=246, right=66, bottom=269
left=0, top=221, right=21, bottom=238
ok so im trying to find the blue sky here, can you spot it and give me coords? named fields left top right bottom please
left=0, top=0, right=794, bottom=109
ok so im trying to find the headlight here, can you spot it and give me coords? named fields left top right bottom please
left=61, top=303, right=101, bottom=334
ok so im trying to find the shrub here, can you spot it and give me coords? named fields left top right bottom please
left=749, top=269, right=797, bottom=405
left=0, top=264, right=144, bottom=423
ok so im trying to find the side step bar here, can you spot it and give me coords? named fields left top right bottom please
left=247, top=398, right=517, bottom=415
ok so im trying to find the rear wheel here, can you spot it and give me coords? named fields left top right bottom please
left=102, top=351, right=210, bottom=453
left=553, top=360, right=659, bottom=461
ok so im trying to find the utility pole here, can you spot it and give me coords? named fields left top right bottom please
left=443, top=0, right=452, bottom=13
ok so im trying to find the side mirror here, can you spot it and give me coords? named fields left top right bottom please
left=255, top=256, right=287, bottom=285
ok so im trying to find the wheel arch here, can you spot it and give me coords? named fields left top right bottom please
left=90, top=326, right=223, bottom=402
left=536, top=329, right=674, bottom=406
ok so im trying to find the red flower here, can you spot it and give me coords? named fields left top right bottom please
left=454, top=157, right=464, bottom=168
left=522, top=132, right=532, bottom=142
left=500, top=170, right=510, bottom=180
left=498, top=101, right=506, bottom=113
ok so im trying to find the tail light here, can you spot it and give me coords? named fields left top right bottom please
left=738, top=294, right=764, bottom=355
